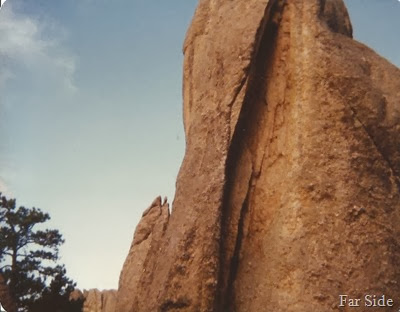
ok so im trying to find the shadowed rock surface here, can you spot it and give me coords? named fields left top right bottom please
left=116, top=0, right=400, bottom=311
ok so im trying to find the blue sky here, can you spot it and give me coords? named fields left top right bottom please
left=0, top=0, right=399, bottom=290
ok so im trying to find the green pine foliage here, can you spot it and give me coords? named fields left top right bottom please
left=0, top=193, right=83, bottom=312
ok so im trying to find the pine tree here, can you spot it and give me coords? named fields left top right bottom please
left=0, top=193, right=82, bottom=312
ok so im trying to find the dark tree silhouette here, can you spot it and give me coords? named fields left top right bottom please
left=27, top=266, right=83, bottom=312
left=0, top=193, right=82, bottom=312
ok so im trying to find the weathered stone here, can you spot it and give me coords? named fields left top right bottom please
left=69, top=289, right=85, bottom=302
left=117, top=0, right=400, bottom=311
left=115, top=196, right=169, bottom=312
left=82, top=289, right=117, bottom=312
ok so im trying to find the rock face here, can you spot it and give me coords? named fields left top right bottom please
left=118, top=0, right=400, bottom=311
left=70, top=289, right=85, bottom=302
left=0, top=274, right=16, bottom=312
left=81, top=289, right=117, bottom=312
left=115, top=196, right=169, bottom=312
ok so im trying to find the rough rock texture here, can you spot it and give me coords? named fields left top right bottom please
left=70, top=289, right=85, bottom=302
left=0, top=274, right=16, bottom=312
left=115, top=196, right=169, bottom=312
left=118, top=0, right=400, bottom=311
left=82, top=289, right=117, bottom=312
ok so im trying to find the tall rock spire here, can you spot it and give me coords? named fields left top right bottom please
left=117, top=0, right=400, bottom=311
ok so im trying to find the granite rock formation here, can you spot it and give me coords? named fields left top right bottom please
left=116, top=196, right=169, bottom=312
left=70, top=289, right=85, bottom=302
left=117, top=0, right=400, bottom=311
left=0, top=274, right=16, bottom=312
left=80, top=289, right=117, bottom=312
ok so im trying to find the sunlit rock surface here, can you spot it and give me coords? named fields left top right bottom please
left=81, top=289, right=117, bottom=312
left=114, top=0, right=400, bottom=311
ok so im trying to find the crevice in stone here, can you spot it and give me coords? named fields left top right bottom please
left=224, top=179, right=252, bottom=312
left=160, top=298, right=191, bottom=312
left=225, top=0, right=281, bottom=143
left=226, top=0, right=280, bottom=111
left=216, top=0, right=286, bottom=310
left=133, top=232, right=152, bottom=246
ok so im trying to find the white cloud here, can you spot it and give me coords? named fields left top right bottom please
left=0, top=3, right=77, bottom=93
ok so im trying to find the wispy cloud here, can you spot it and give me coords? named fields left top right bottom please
left=0, top=3, right=77, bottom=93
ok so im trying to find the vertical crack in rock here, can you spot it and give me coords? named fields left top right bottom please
left=216, top=0, right=400, bottom=311
left=115, top=0, right=400, bottom=311
left=217, top=1, right=286, bottom=310
left=224, top=179, right=251, bottom=311
left=226, top=0, right=281, bottom=141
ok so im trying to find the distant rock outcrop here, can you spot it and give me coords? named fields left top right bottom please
left=79, top=289, right=117, bottom=312
left=116, top=0, right=400, bottom=311
left=69, top=289, right=85, bottom=302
